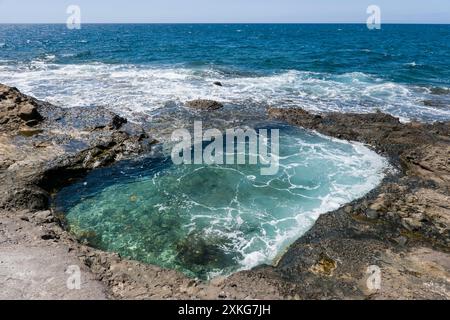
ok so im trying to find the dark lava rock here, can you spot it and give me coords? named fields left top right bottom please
left=430, top=87, right=450, bottom=95
left=110, top=114, right=128, bottom=130
left=186, top=99, right=224, bottom=111
left=423, top=99, right=449, bottom=109
left=175, top=232, right=240, bottom=279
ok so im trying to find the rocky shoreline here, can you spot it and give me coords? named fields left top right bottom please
left=0, top=83, right=449, bottom=299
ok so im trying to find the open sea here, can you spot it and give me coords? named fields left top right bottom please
left=1, top=23, right=449, bottom=122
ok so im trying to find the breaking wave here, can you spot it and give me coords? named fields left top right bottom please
left=1, top=61, right=449, bottom=122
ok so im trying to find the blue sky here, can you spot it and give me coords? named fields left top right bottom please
left=0, top=0, right=449, bottom=23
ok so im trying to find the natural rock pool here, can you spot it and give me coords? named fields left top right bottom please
left=55, top=125, right=388, bottom=279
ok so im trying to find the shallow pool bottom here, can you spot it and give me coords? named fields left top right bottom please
left=55, top=126, right=387, bottom=279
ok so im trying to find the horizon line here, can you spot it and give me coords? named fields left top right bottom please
left=1, top=22, right=450, bottom=25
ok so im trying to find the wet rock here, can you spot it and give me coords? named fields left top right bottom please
left=186, top=99, right=224, bottom=111
left=343, top=205, right=353, bottom=214
left=110, top=114, right=127, bottom=130
left=430, top=87, right=450, bottom=95
left=423, top=99, right=448, bottom=109
left=213, top=81, right=223, bottom=87
left=175, top=232, right=240, bottom=279
left=0, top=83, right=152, bottom=211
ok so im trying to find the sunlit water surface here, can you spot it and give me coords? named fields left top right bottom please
left=55, top=126, right=388, bottom=279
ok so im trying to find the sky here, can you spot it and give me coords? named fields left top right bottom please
left=0, top=0, right=449, bottom=24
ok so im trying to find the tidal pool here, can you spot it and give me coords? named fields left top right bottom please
left=55, top=125, right=388, bottom=279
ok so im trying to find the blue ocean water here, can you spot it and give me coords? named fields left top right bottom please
left=0, top=24, right=449, bottom=121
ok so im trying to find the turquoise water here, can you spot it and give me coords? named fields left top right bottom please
left=1, top=24, right=450, bottom=121
left=55, top=126, right=387, bottom=279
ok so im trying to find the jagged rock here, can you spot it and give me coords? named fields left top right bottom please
left=110, top=114, right=127, bottom=130
left=430, top=87, right=450, bottom=95
left=0, top=84, right=44, bottom=131
left=18, top=103, right=41, bottom=122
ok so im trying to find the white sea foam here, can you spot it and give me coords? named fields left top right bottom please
left=0, top=61, right=449, bottom=122
left=231, top=137, right=389, bottom=271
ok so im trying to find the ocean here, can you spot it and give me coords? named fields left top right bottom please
left=1, top=23, right=449, bottom=122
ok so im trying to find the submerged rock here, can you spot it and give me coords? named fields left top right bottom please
left=430, top=87, right=450, bottom=95
left=109, top=114, right=128, bottom=130
left=423, top=99, right=449, bottom=109
left=186, top=99, right=224, bottom=111
left=175, top=232, right=241, bottom=279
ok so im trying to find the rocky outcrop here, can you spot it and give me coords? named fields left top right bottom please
left=0, top=84, right=44, bottom=130
left=186, top=99, right=224, bottom=111
left=1, top=84, right=449, bottom=300
left=0, top=84, right=154, bottom=211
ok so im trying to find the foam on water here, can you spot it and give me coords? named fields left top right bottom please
left=55, top=126, right=389, bottom=279
left=0, top=61, right=449, bottom=122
